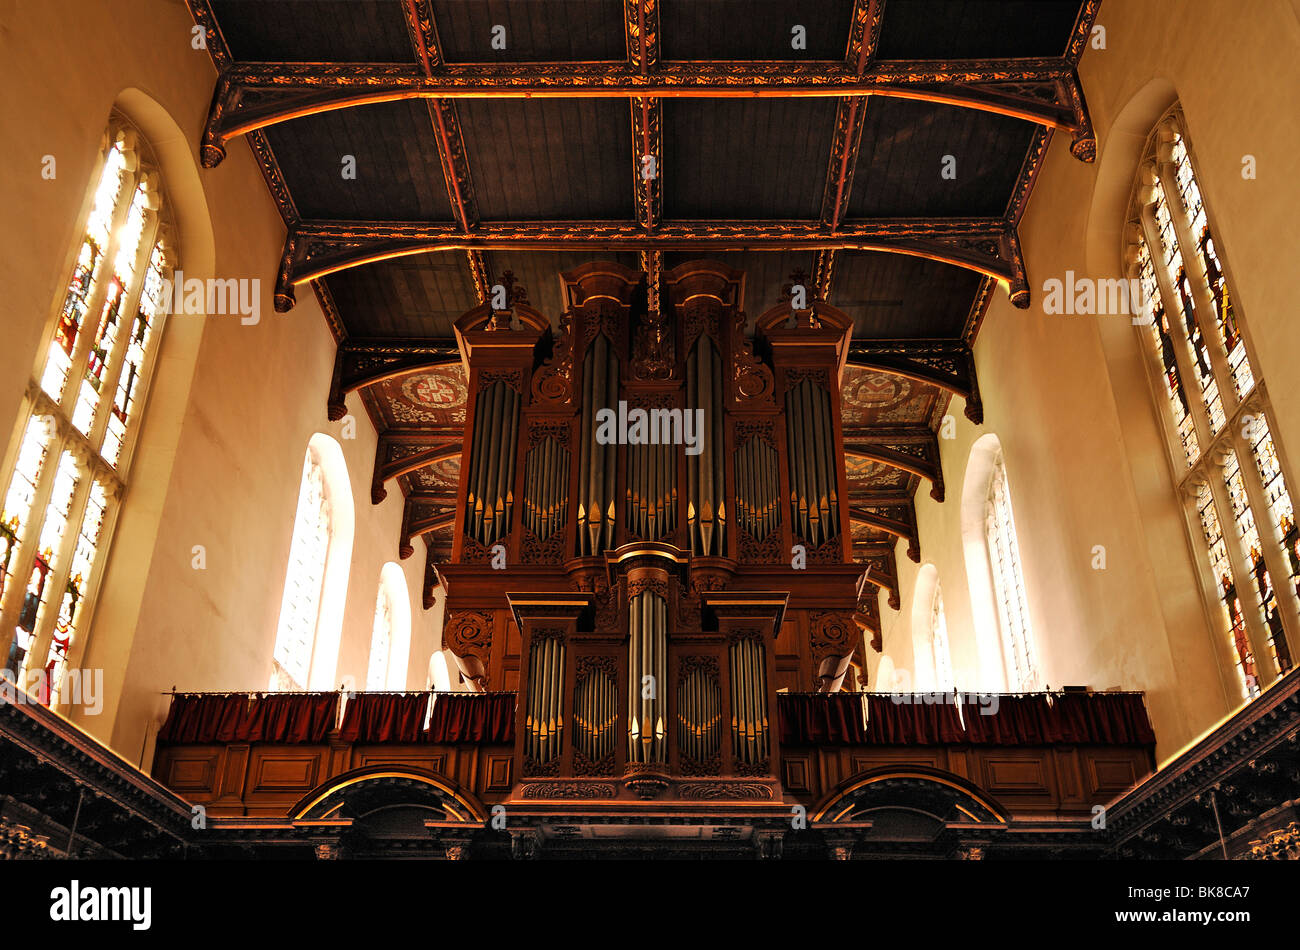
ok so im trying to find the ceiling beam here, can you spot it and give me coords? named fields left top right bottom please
left=371, top=437, right=462, bottom=505
left=401, top=0, right=491, bottom=305
left=848, top=340, right=983, bottom=424
left=327, top=338, right=461, bottom=421
left=845, top=432, right=945, bottom=503
left=274, top=218, right=1028, bottom=312
left=199, top=59, right=1087, bottom=168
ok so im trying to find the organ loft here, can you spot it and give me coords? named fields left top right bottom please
left=439, top=261, right=870, bottom=796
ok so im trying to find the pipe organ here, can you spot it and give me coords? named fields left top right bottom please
left=439, top=260, right=872, bottom=802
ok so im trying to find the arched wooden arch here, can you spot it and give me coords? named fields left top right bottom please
left=291, top=764, right=488, bottom=824
left=812, top=764, right=1010, bottom=825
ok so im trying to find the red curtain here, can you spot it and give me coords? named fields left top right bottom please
left=157, top=694, right=249, bottom=744
left=425, top=693, right=516, bottom=743
left=338, top=693, right=430, bottom=743
left=1050, top=692, right=1156, bottom=745
left=242, top=692, right=338, bottom=743
left=960, top=693, right=1154, bottom=745
left=865, top=694, right=966, bottom=744
left=961, top=694, right=1052, bottom=744
left=777, top=693, right=867, bottom=745
left=777, top=692, right=1157, bottom=747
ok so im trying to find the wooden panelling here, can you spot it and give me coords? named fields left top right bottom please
left=162, top=753, right=219, bottom=795
left=211, top=0, right=415, bottom=62
left=154, top=741, right=516, bottom=817
left=485, top=754, right=513, bottom=792
left=354, top=751, right=448, bottom=773
left=249, top=752, right=322, bottom=793
left=782, top=744, right=1152, bottom=818
left=848, top=97, right=1035, bottom=218
left=783, top=754, right=813, bottom=795
left=664, top=99, right=838, bottom=220
left=1084, top=751, right=1145, bottom=799
left=984, top=754, right=1051, bottom=796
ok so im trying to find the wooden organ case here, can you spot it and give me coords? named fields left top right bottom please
left=438, top=261, right=871, bottom=804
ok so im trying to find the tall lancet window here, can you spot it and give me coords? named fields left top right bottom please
left=366, top=585, right=393, bottom=692
left=1126, top=106, right=1296, bottom=699
left=986, top=453, right=1038, bottom=690
left=271, top=447, right=333, bottom=691
left=931, top=582, right=954, bottom=692
left=364, top=563, right=410, bottom=691
left=0, top=120, right=173, bottom=704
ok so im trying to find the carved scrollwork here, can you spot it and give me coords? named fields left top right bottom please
left=733, top=320, right=776, bottom=406
left=521, top=528, right=566, bottom=565
left=520, top=782, right=618, bottom=800
left=443, top=609, right=494, bottom=662
left=532, top=311, right=576, bottom=405
left=478, top=369, right=523, bottom=393
left=626, top=577, right=669, bottom=602
left=810, top=610, right=856, bottom=666
left=678, top=782, right=774, bottom=800
left=739, top=528, right=782, bottom=564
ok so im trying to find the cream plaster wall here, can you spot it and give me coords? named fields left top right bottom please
left=0, top=0, right=440, bottom=766
left=865, top=0, right=1300, bottom=761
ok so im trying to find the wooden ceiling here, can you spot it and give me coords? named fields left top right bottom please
left=187, top=0, right=1098, bottom=606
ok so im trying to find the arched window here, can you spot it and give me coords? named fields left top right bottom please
left=930, top=582, right=954, bottom=692
left=270, top=434, right=353, bottom=691
left=0, top=120, right=173, bottom=704
left=985, top=452, right=1038, bottom=691
left=1126, top=106, right=1296, bottom=699
left=910, top=564, right=954, bottom=691
left=365, top=583, right=393, bottom=691
left=366, top=562, right=411, bottom=691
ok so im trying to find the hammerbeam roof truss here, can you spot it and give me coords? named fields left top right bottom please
left=189, top=0, right=1098, bottom=314
left=184, top=0, right=1098, bottom=602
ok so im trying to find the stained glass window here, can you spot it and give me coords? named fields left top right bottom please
left=1129, top=107, right=1296, bottom=696
left=1136, top=241, right=1199, bottom=466
left=985, top=454, right=1038, bottom=691
left=0, top=121, right=172, bottom=702
left=270, top=450, right=332, bottom=692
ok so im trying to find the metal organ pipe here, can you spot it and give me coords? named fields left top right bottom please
left=525, top=635, right=566, bottom=766
left=785, top=379, right=839, bottom=549
left=466, top=381, right=520, bottom=547
left=687, top=336, right=726, bottom=556
left=524, top=436, right=569, bottom=542
left=627, top=591, right=668, bottom=763
left=729, top=637, right=769, bottom=767
left=578, top=335, right=618, bottom=555
left=677, top=665, right=720, bottom=765
left=735, top=435, right=780, bottom=542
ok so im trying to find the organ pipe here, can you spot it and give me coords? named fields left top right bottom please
left=627, top=591, right=668, bottom=763
left=729, top=637, right=769, bottom=767
left=785, top=379, right=839, bottom=548
left=525, top=636, right=566, bottom=765
left=524, top=436, right=569, bottom=541
left=686, top=336, right=726, bottom=556
left=627, top=433, right=676, bottom=540
left=465, top=380, right=521, bottom=547
left=574, top=667, right=616, bottom=762
left=677, top=665, right=720, bottom=764
left=734, top=435, right=780, bottom=540
left=578, top=335, right=618, bottom=555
